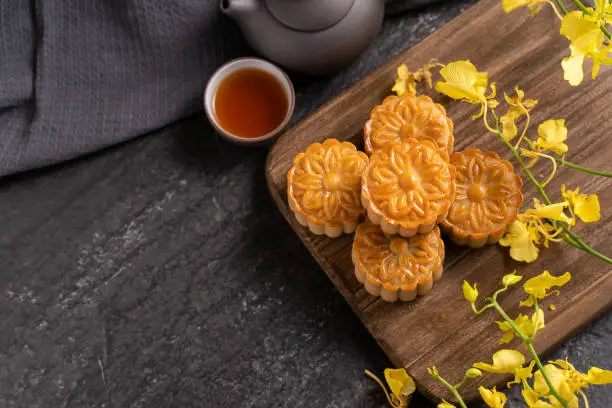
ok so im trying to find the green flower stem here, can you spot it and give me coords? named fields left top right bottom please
left=472, top=302, right=495, bottom=315
left=430, top=373, right=468, bottom=408
left=572, top=0, right=590, bottom=14
left=524, top=139, right=612, bottom=177
left=491, top=301, right=570, bottom=408
left=555, top=0, right=569, bottom=14
left=563, top=235, right=582, bottom=249
left=555, top=158, right=612, bottom=177
left=496, top=131, right=612, bottom=264
left=526, top=342, right=570, bottom=408
left=560, top=225, right=612, bottom=263
left=497, top=134, right=550, bottom=204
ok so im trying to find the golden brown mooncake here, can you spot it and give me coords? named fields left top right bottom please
left=352, top=221, right=445, bottom=302
left=361, top=139, right=455, bottom=237
left=441, top=149, right=523, bottom=248
left=287, top=139, right=369, bottom=238
left=364, top=94, right=454, bottom=155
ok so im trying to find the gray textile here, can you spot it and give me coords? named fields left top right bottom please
left=0, top=0, right=442, bottom=177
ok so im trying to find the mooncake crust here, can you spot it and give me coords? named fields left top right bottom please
left=352, top=221, right=444, bottom=302
left=441, top=148, right=523, bottom=247
left=361, top=139, right=455, bottom=237
left=287, top=139, right=369, bottom=238
left=364, top=94, right=454, bottom=155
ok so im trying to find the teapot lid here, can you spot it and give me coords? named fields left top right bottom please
left=265, top=0, right=355, bottom=32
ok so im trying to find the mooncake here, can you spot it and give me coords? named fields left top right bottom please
left=361, top=139, right=455, bottom=237
left=287, top=139, right=369, bottom=237
left=364, top=94, right=454, bottom=155
left=441, top=149, right=523, bottom=247
left=352, top=221, right=444, bottom=302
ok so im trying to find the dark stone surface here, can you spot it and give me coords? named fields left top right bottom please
left=0, top=2, right=610, bottom=407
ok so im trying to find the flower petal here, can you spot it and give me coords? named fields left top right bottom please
left=560, top=11, right=599, bottom=42
left=502, top=0, right=531, bottom=13
left=499, top=220, right=539, bottom=263
left=473, top=350, right=526, bottom=374
left=524, top=270, right=571, bottom=299
left=435, top=60, right=488, bottom=103
left=508, top=360, right=536, bottom=387
left=584, top=367, right=612, bottom=385
left=384, top=368, right=416, bottom=399
left=561, top=54, right=585, bottom=86
left=537, top=119, right=567, bottom=145
left=479, top=386, right=507, bottom=408
left=525, top=201, right=572, bottom=224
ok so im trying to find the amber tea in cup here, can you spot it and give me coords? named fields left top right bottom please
left=215, top=68, right=288, bottom=138
left=204, top=58, right=295, bottom=145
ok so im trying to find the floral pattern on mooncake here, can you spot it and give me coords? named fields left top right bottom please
left=287, top=139, right=369, bottom=237
left=364, top=94, right=454, bottom=155
left=352, top=221, right=444, bottom=302
left=441, top=149, right=523, bottom=247
left=361, top=139, right=455, bottom=237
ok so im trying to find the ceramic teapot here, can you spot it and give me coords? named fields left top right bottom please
left=221, top=0, right=385, bottom=75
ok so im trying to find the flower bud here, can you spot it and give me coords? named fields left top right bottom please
left=462, top=281, right=478, bottom=303
left=464, top=368, right=483, bottom=379
left=502, top=271, right=522, bottom=287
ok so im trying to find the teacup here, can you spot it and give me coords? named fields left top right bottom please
left=204, top=57, right=295, bottom=145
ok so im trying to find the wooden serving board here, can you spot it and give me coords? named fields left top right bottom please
left=266, top=0, right=612, bottom=403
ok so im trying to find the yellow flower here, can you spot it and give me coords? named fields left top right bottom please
left=590, top=0, right=612, bottom=25
left=366, top=368, right=415, bottom=408
left=384, top=368, right=416, bottom=402
left=479, top=386, right=507, bottom=408
left=560, top=11, right=612, bottom=86
left=562, top=184, right=600, bottom=223
left=533, top=363, right=582, bottom=407
left=435, top=60, right=490, bottom=103
left=437, top=402, right=456, bottom=408
left=496, top=309, right=544, bottom=344
left=532, top=360, right=612, bottom=408
left=501, top=0, right=547, bottom=14
left=524, top=270, right=571, bottom=299
left=583, top=366, right=612, bottom=384
left=532, top=119, right=568, bottom=155
left=499, top=219, right=539, bottom=263
left=463, top=281, right=479, bottom=303
left=500, top=109, right=521, bottom=142
left=499, top=87, right=538, bottom=142
left=392, top=65, right=415, bottom=96
left=505, top=88, right=538, bottom=110
left=474, top=349, right=526, bottom=374
left=392, top=60, right=440, bottom=96
left=522, top=382, right=555, bottom=408
left=524, top=199, right=573, bottom=225
left=508, top=360, right=536, bottom=387
left=500, top=199, right=572, bottom=263
left=502, top=271, right=522, bottom=287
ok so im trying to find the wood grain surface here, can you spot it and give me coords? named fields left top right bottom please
left=266, top=0, right=612, bottom=403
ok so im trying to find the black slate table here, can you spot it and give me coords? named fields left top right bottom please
left=1, top=2, right=611, bottom=407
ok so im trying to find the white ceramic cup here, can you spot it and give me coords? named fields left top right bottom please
left=204, top=57, right=295, bottom=145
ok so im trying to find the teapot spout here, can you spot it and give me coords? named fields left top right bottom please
left=220, top=0, right=258, bottom=19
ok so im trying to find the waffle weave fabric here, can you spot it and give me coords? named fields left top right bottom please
left=0, top=0, right=442, bottom=176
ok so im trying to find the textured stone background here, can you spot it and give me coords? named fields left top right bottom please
left=0, top=1, right=610, bottom=407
